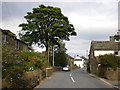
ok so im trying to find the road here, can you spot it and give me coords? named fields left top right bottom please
left=37, top=69, right=116, bottom=88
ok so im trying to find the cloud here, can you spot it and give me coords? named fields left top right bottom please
left=2, top=17, right=25, bottom=35
left=0, top=2, right=2, bottom=27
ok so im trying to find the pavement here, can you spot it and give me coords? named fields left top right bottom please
left=33, top=69, right=119, bottom=89
left=88, top=72, right=120, bottom=90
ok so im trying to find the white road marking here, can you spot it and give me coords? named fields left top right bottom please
left=71, top=77, right=75, bottom=82
left=70, top=72, right=75, bottom=82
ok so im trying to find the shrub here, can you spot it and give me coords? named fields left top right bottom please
left=2, top=44, right=48, bottom=87
left=99, top=54, right=120, bottom=69
left=15, top=51, right=48, bottom=71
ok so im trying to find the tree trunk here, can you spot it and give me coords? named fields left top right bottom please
left=45, top=41, right=50, bottom=66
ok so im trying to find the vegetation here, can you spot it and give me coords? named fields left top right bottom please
left=98, top=54, right=120, bottom=78
left=15, top=51, right=48, bottom=71
left=49, top=40, right=68, bottom=67
left=2, top=44, right=48, bottom=87
left=99, top=54, right=120, bottom=69
left=19, top=4, right=76, bottom=52
left=2, top=4, right=77, bottom=88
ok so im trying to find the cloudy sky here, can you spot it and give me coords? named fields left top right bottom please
left=1, top=0, right=119, bottom=58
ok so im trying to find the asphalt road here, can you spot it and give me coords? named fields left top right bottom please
left=37, top=69, right=115, bottom=88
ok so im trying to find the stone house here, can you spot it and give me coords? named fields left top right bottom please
left=89, top=41, right=120, bottom=74
left=1, top=28, right=28, bottom=51
left=67, top=55, right=74, bottom=68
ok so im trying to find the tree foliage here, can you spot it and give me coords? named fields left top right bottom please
left=54, top=40, right=68, bottom=67
left=19, top=4, right=77, bottom=51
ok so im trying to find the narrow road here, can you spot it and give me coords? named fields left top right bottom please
left=37, top=69, right=115, bottom=88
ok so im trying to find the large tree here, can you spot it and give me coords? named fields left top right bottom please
left=19, top=4, right=76, bottom=51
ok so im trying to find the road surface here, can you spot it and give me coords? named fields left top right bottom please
left=37, top=69, right=116, bottom=88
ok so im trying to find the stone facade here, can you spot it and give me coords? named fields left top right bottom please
left=1, top=29, right=28, bottom=51
left=67, top=55, right=74, bottom=69
left=0, top=29, right=2, bottom=89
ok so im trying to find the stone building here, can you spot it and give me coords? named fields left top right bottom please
left=1, top=28, right=28, bottom=51
left=89, top=41, right=120, bottom=74
left=67, top=55, right=74, bottom=68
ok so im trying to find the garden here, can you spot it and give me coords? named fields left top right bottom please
left=2, top=45, right=48, bottom=88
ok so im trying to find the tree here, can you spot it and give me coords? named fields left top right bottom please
left=53, top=40, right=68, bottom=67
left=19, top=4, right=77, bottom=52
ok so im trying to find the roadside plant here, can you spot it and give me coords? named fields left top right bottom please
left=15, top=51, right=48, bottom=71
left=99, top=54, right=120, bottom=69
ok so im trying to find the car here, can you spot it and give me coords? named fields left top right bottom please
left=62, top=66, right=71, bottom=71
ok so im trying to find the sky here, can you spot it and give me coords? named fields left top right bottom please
left=0, top=0, right=119, bottom=58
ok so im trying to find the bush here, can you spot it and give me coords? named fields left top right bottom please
left=99, top=54, right=120, bottom=69
left=98, top=54, right=120, bottom=78
left=15, top=51, right=48, bottom=71
left=2, top=44, right=48, bottom=88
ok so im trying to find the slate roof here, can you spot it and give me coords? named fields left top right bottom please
left=1, top=29, right=17, bottom=38
left=91, top=41, right=120, bottom=50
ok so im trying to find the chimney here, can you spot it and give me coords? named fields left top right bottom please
left=109, top=36, right=115, bottom=41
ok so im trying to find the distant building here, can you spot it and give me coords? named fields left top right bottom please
left=110, top=30, right=120, bottom=42
left=89, top=41, right=120, bottom=74
left=67, top=55, right=74, bottom=68
left=74, top=56, right=86, bottom=68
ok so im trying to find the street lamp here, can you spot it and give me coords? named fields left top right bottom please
left=53, top=45, right=55, bottom=66
left=52, top=45, right=58, bottom=66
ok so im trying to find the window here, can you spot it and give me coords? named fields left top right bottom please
left=114, top=51, right=118, bottom=55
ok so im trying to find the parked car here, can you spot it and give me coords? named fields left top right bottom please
left=62, top=66, right=71, bottom=71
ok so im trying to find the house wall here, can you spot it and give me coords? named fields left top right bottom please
left=68, top=58, right=74, bottom=68
left=89, top=41, right=120, bottom=75
left=0, top=29, right=2, bottom=89
left=19, top=41, right=28, bottom=51
left=94, top=50, right=114, bottom=56
left=94, top=50, right=120, bottom=56
left=74, top=59, right=84, bottom=68
left=90, top=57, right=98, bottom=74
left=118, top=51, right=120, bottom=56
left=2, top=32, right=28, bottom=51
left=89, top=47, right=96, bottom=74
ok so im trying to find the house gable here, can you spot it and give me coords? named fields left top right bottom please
left=89, top=40, right=120, bottom=74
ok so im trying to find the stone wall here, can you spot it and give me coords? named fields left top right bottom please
left=2, top=69, right=43, bottom=88
left=105, top=67, right=120, bottom=80
left=52, top=66, right=62, bottom=72
left=98, top=67, right=120, bottom=81
left=2, top=67, right=61, bottom=89
left=46, top=67, right=53, bottom=77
